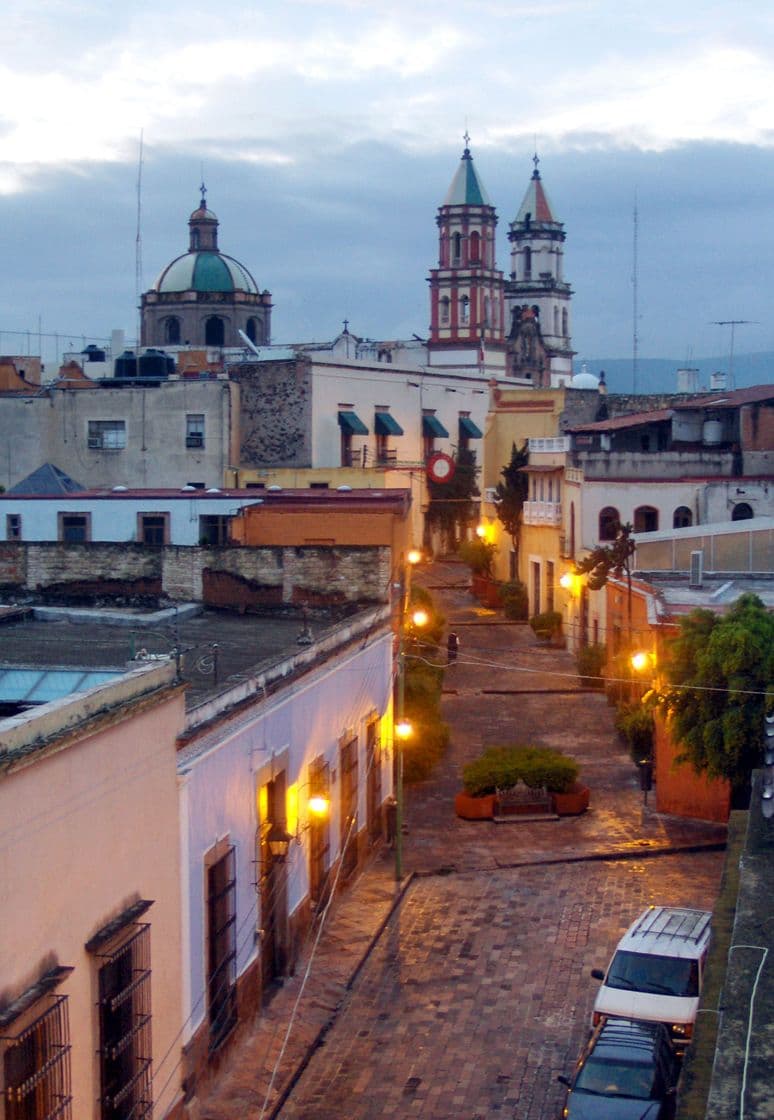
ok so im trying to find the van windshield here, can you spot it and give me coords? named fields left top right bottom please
left=606, top=951, right=699, bottom=997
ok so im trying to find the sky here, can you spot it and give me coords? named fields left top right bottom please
left=3, top=0, right=774, bottom=382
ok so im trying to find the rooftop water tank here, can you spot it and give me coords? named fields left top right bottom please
left=138, top=348, right=173, bottom=378
left=702, top=419, right=723, bottom=445
left=114, top=350, right=138, bottom=378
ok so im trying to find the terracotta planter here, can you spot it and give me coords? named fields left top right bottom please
left=551, top=782, right=590, bottom=816
left=454, top=792, right=496, bottom=820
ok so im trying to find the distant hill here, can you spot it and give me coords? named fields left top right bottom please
left=585, top=352, right=774, bottom=395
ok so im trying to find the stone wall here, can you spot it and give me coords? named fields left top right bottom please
left=232, top=358, right=313, bottom=467
left=3, top=542, right=390, bottom=609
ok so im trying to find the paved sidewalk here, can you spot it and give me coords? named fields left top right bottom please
left=193, top=562, right=727, bottom=1119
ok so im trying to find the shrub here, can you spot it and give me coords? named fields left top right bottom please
left=403, top=718, right=450, bottom=782
left=500, top=580, right=529, bottom=620
left=576, top=643, right=607, bottom=681
left=458, top=538, right=497, bottom=576
left=462, top=745, right=580, bottom=797
left=529, top=610, right=563, bottom=638
left=615, top=703, right=655, bottom=763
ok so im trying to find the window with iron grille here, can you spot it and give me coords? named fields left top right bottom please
left=2, top=994, right=72, bottom=1120
left=88, top=421, right=126, bottom=451
left=185, top=415, right=205, bottom=449
left=95, top=924, right=152, bottom=1120
left=207, top=846, right=237, bottom=1049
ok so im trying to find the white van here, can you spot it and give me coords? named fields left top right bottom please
left=591, top=906, right=711, bottom=1049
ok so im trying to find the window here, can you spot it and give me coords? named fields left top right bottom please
left=199, top=515, right=230, bottom=546
left=732, top=502, right=753, bottom=521
left=87, top=907, right=153, bottom=1120
left=246, top=318, right=261, bottom=344
left=88, top=421, right=126, bottom=450
left=1, top=982, right=72, bottom=1120
left=138, top=513, right=168, bottom=546
left=452, top=232, right=462, bottom=263
left=599, top=507, right=620, bottom=542
left=562, top=308, right=568, bottom=336
left=6, top=514, right=21, bottom=541
left=459, top=295, right=470, bottom=325
left=440, top=296, right=450, bottom=325
left=164, top=317, right=181, bottom=345
left=205, top=317, right=225, bottom=347
left=58, top=513, right=90, bottom=543
left=523, top=247, right=532, bottom=278
left=186, top=414, right=205, bottom=449
left=207, top=845, right=237, bottom=1049
left=673, top=506, right=693, bottom=529
left=634, top=505, right=659, bottom=533
left=470, top=231, right=481, bottom=262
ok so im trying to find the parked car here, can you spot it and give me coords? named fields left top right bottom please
left=590, top=906, right=711, bottom=1049
left=558, top=1016, right=680, bottom=1118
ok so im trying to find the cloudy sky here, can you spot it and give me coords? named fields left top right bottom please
left=2, top=0, right=774, bottom=381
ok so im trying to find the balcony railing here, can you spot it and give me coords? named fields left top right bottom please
left=528, top=437, right=570, bottom=454
left=523, top=501, right=562, bottom=526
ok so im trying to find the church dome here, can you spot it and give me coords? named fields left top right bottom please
left=569, top=366, right=600, bottom=389
left=153, top=251, right=260, bottom=295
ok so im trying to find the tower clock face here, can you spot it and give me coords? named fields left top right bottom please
left=427, top=452, right=455, bottom=483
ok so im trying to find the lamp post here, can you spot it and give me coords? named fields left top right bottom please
left=394, top=549, right=423, bottom=881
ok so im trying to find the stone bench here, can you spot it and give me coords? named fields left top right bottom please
left=493, top=781, right=558, bottom=822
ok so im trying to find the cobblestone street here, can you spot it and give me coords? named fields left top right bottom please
left=195, top=561, right=727, bottom=1120
left=280, top=854, right=722, bottom=1119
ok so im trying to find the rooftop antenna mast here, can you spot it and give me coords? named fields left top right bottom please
left=711, top=320, right=752, bottom=390
left=135, top=130, right=144, bottom=353
left=632, top=190, right=639, bottom=394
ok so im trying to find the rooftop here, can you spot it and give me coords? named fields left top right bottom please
left=0, top=605, right=354, bottom=713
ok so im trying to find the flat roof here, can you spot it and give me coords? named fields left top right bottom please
left=0, top=607, right=354, bottom=711
left=0, top=487, right=411, bottom=509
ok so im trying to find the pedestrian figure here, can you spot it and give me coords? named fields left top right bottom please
left=385, top=795, right=398, bottom=847
left=447, top=631, right=459, bottom=665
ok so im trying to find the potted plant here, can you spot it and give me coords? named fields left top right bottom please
left=500, top=580, right=529, bottom=620
left=454, top=745, right=589, bottom=818
left=529, top=610, right=564, bottom=646
left=576, top=643, right=606, bottom=687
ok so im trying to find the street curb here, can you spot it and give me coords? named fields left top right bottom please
left=414, top=840, right=728, bottom=878
left=265, top=872, right=417, bottom=1120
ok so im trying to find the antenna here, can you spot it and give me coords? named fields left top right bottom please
left=135, top=131, right=144, bottom=353
left=711, top=320, right=753, bottom=390
left=632, top=190, right=639, bottom=394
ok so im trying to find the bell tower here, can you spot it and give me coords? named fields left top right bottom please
left=428, top=137, right=505, bottom=371
left=505, top=156, right=574, bottom=383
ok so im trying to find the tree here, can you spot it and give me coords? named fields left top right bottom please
left=658, top=593, right=774, bottom=804
left=495, top=441, right=529, bottom=570
left=426, top=448, right=479, bottom=550
left=574, top=522, right=636, bottom=635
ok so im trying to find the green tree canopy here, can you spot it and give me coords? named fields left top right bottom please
left=426, top=448, right=479, bottom=547
left=659, top=593, right=774, bottom=802
left=496, top=441, right=529, bottom=555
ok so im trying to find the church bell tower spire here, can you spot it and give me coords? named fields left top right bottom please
left=428, top=137, right=505, bottom=370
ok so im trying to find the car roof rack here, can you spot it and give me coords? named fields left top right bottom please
left=629, top=906, right=711, bottom=944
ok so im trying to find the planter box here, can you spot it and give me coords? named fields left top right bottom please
left=551, top=782, right=590, bottom=816
left=471, top=575, right=502, bottom=608
left=454, top=791, right=496, bottom=820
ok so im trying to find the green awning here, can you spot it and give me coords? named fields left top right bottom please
left=338, top=410, right=369, bottom=435
left=422, top=414, right=449, bottom=438
left=374, top=412, right=404, bottom=436
left=459, top=416, right=483, bottom=439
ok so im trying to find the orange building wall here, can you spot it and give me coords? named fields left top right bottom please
left=654, top=714, right=731, bottom=823
left=230, top=498, right=412, bottom=566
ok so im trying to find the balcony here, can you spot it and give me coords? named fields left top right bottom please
left=523, top=501, right=562, bottom=526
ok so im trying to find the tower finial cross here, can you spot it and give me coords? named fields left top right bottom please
left=199, top=180, right=207, bottom=207
left=463, top=129, right=471, bottom=150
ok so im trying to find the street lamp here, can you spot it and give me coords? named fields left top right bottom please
left=395, top=549, right=424, bottom=881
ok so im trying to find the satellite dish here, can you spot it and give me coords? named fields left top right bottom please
left=238, top=329, right=261, bottom=357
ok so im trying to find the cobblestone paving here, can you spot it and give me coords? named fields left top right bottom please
left=280, top=852, right=723, bottom=1119
left=194, top=561, right=728, bottom=1120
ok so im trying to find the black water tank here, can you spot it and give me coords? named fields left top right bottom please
left=81, top=343, right=106, bottom=362
left=138, top=348, right=173, bottom=378
left=114, top=350, right=138, bottom=378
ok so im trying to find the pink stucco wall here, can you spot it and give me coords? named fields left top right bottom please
left=0, top=677, right=186, bottom=1117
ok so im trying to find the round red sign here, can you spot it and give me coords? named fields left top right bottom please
left=427, top=452, right=455, bottom=484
